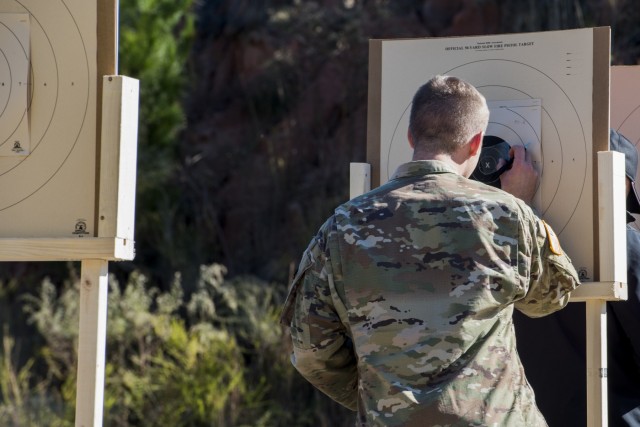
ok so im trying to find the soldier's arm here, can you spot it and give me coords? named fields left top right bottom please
left=285, top=234, right=358, bottom=410
left=514, top=210, right=581, bottom=317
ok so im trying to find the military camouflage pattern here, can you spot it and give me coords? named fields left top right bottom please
left=281, top=160, right=580, bottom=426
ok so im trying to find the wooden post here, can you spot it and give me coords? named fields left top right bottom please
left=75, top=260, right=109, bottom=427
left=586, top=300, right=608, bottom=427
left=349, top=163, right=371, bottom=199
left=585, top=151, right=627, bottom=427
left=98, top=75, right=140, bottom=241
left=72, top=74, right=140, bottom=427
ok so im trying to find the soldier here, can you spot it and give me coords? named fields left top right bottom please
left=281, top=75, right=581, bottom=426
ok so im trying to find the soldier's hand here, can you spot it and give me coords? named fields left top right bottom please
left=499, top=145, right=538, bottom=205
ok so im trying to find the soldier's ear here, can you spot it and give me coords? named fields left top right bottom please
left=469, top=131, right=483, bottom=156
left=407, top=129, right=415, bottom=149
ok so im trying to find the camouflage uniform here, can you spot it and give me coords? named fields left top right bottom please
left=281, top=160, right=580, bottom=426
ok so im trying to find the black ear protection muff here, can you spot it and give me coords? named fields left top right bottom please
left=470, top=135, right=513, bottom=188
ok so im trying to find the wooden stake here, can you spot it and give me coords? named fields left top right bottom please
left=75, top=260, right=109, bottom=427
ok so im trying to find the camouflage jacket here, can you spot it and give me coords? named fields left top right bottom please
left=281, top=160, right=580, bottom=426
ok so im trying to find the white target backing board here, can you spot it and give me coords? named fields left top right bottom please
left=0, top=0, right=116, bottom=239
left=612, top=65, right=640, bottom=229
left=368, top=27, right=610, bottom=282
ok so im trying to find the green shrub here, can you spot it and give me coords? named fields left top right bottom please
left=0, top=330, right=68, bottom=427
left=12, top=264, right=354, bottom=426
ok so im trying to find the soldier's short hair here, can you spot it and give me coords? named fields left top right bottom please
left=409, top=75, right=489, bottom=156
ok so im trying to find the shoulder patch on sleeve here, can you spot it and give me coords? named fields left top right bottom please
left=542, top=220, right=563, bottom=255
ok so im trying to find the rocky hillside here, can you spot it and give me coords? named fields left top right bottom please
left=167, top=0, right=640, bottom=285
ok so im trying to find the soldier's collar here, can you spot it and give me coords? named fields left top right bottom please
left=390, top=160, right=459, bottom=181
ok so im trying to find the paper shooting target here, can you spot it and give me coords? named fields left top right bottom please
left=616, top=105, right=640, bottom=148
left=615, top=101, right=640, bottom=232
left=0, top=0, right=98, bottom=238
left=611, top=66, right=640, bottom=231
left=386, top=60, right=588, bottom=237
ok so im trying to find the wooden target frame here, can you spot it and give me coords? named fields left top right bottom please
left=0, top=0, right=135, bottom=258
left=0, top=1, right=139, bottom=426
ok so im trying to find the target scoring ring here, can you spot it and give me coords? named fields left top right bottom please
left=0, top=0, right=91, bottom=212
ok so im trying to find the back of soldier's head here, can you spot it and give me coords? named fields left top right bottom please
left=408, top=75, right=489, bottom=156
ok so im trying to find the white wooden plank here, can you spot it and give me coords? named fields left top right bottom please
left=0, top=237, right=134, bottom=261
left=570, top=281, right=627, bottom=302
left=98, top=75, right=140, bottom=240
left=349, top=163, right=371, bottom=199
left=75, top=259, right=109, bottom=427
left=598, top=151, right=627, bottom=283
left=586, top=300, right=608, bottom=427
